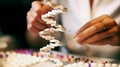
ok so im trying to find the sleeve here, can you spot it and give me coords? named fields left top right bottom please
left=114, top=13, right=120, bottom=27
left=109, top=0, right=120, bottom=26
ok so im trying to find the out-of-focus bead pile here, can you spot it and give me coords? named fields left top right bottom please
left=0, top=49, right=120, bottom=67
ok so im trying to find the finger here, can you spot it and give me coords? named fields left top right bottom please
left=32, top=1, right=44, bottom=10
left=27, top=10, right=34, bottom=24
left=80, top=25, right=119, bottom=44
left=32, top=2, right=53, bottom=16
left=27, top=23, right=40, bottom=33
left=74, top=14, right=109, bottom=38
left=39, top=5, right=53, bottom=15
left=27, top=10, right=43, bottom=33
left=74, top=16, right=116, bottom=43
left=31, top=20, right=48, bottom=31
left=30, top=7, right=45, bottom=25
left=30, top=6, right=51, bottom=27
left=30, top=8, right=51, bottom=29
left=36, top=5, right=53, bottom=24
left=31, top=1, right=46, bottom=24
left=31, top=3, right=53, bottom=24
left=102, top=16, right=116, bottom=29
left=74, top=22, right=105, bottom=43
left=89, top=35, right=119, bottom=46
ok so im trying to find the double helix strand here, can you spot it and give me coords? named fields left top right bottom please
left=38, top=0, right=67, bottom=66
left=39, top=0, right=67, bottom=53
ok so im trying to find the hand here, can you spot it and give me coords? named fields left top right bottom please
left=74, top=14, right=120, bottom=46
left=27, top=1, right=53, bottom=34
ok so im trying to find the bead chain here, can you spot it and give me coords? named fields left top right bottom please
left=39, top=0, right=67, bottom=66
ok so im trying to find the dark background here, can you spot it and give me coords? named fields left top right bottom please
left=0, top=0, right=33, bottom=48
left=0, top=0, right=59, bottom=51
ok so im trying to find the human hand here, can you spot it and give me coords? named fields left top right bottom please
left=27, top=1, right=53, bottom=34
left=74, top=14, right=120, bottom=46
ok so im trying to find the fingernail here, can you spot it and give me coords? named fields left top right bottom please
left=73, top=34, right=77, bottom=38
left=74, top=37, right=80, bottom=42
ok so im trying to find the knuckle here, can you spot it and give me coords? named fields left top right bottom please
left=94, top=23, right=104, bottom=31
left=32, top=1, right=38, bottom=7
left=109, top=19, right=117, bottom=26
left=32, top=1, right=43, bottom=12
left=32, top=1, right=41, bottom=7
left=109, top=18, right=115, bottom=23
left=27, top=24, right=33, bottom=31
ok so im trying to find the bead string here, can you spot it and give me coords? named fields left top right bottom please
left=39, top=0, right=67, bottom=66
left=44, top=0, right=67, bottom=11
left=39, top=0, right=67, bottom=58
left=0, top=51, right=63, bottom=67
left=39, top=9, right=65, bottom=53
left=63, top=62, right=120, bottom=67
left=1, top=50, right=120, bottom=67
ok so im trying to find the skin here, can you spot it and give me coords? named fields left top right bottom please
left=27, top=1, right=120, bottom=46
left=74, top=15, right=120, bottom=46
left=26, top=1, right=53, bottom=47
left=27, top=1, right=53, bottom=35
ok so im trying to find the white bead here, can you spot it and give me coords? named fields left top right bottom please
left=72, top=63, right=78, bottom=67
left=105, top=63, right=111, bottom=67
left=112, top=63, right=118, bottom=67
left=78, top=61, right=84, bottom=67
left=84, top=63, right=89, bottom=67
left=98, top=63, right=104, bottom=67
left=64, top=64, right=72, bottom=67
left=91, top=63, right=97, bottom=67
